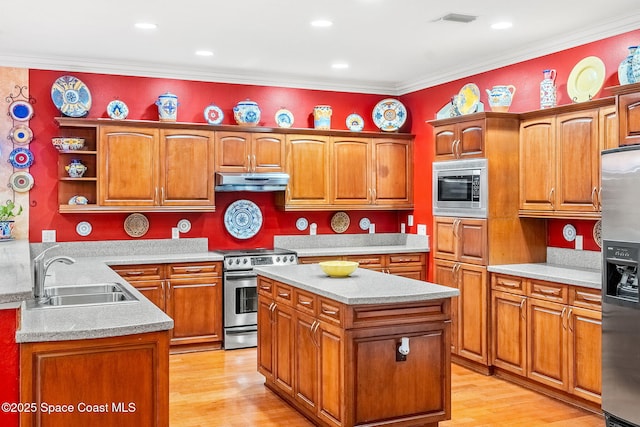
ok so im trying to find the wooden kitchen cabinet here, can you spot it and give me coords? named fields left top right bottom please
left=433, top=118, right=485, bottom=160
left=433, top=217, right=487, bottom=265
left=111, top=262, right=223, bottom=351
left=491, top=290, right=527, bottom=376
left=372, top=139, right=413, bottom=207
left=616, top=85, right=640, bottom=146
left=282, top=134, right=332, bottom=207
left=330, top=137, right=371, bottom=205
left=20, top=331, right=169, bottom=427
left=215, top=131, right=285, bottom=172
left=98, top=126, right=215, bottom=209
left=298, top=252, right=427, bottom=281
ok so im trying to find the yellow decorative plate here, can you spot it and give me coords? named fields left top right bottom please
left=567, top=56, right=605, bottom=103
left=455, top=83, right=480, bottom=115
left=330, top=211, right=350, bottom=233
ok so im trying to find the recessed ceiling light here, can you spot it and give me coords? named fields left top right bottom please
left=135, top=22, right=158, bottom=30
left=195, top=50, right=214, bottom=57
left=332, top=63, right=349, bottom=69
left=491, top=21, right=513, bottom=30
left=311, top=19, right=333, bottom=28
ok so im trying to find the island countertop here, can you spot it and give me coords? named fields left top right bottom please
left=254, top=263, right=459, bottom=305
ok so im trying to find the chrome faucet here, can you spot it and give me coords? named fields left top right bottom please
left=33, top=245, right=76, bottom=303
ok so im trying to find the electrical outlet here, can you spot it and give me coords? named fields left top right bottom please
left=417, top=224, right=427, bottom=236
left=368, top=223, right=375, bottom=234
left=42, top=230, right=56, bottom=242
left=400, top=223, right=406, bottom=233
left=310, top=223, right=317, bottom=235
left=575, top=235, right=583, bottom=250
left=171, top=227, right=180, bottom=239
left=407, top=215, right=414, bottom=226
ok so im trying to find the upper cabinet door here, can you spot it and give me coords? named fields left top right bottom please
left=99, top=126, right=160, bottom=206
left=434, top=125, right=456, bottom=158
left=433, top=119, right=484, bottom=161
left=618, top=92, right=640, bottom=146
left=330, top=137, right=371, bottom=205
left=252, top=134, right=285, bottom=172
left=285, top=135, right=331, bottom=206
left=519, top=117, right=556, bottom=212
left=215, top=131, right=251, bottom=172
left=160, top=129, right=215, bottom=206
left=372, top=139, right=413, bottom=207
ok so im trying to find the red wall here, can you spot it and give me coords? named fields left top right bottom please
left=0, top=309, right=19, bottom=427
left=401, top=28, right=640, bottom=255
left=27, top=71, right=403, bottom=249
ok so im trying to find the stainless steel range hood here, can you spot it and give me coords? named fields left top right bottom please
left=214, top=172, right=289, bottom=192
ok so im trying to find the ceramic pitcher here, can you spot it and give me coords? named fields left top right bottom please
left=156, top=92, right=179, bottom=122
left=486, top=85, right=516, bottom=112
left=65, top=159, right=87, bottom=178
left=313, top=105, right=332, bottom=130
left=540, top=69, right=557, bottom=109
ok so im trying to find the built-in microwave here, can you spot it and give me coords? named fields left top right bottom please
left=432, top=158, right=488, bottom=218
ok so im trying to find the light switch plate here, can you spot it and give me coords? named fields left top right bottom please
left=310, top=223, right=317, bottom=235
left=407, top=215, right=414, bottom=226
left=368, top=223, right=375, bottom=234
left=417, top=224, right=427, bottom=236
left=42, top=230, right=56, bottom=242
left=575, top=235, right=583, bottom=250
left=400, top=223, right=406, bottom=233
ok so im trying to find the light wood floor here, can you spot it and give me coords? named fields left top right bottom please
left=169, top=349, right=604, bottom=427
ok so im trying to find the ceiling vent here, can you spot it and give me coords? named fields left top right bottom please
left=438, top=13, right=478, bottom=23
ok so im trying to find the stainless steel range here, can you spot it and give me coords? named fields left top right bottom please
left=219, top=248, right=297, bottom=350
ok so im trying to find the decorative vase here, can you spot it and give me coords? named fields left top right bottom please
left=233, top=100, right=261, bottom=126
left=0, top=220, right=14, bottom=240
left=313, top=105, right=332, bottom=130
left=540, top=69, right=557, bottom=109
left=155, top=92, right=179, bottom=122
left=65, top=159, right=87, bottom=178
left=631, top=47, right=640, bottom=84
left=618, top=46, right=638, bottom=85
left=485, top=85, right=516, bottom=112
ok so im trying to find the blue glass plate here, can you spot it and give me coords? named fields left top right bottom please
left=9, top=100, right=34, bottom=121
left=9, top=147, right=34, bottom=169
left=51, top=75, right=92, bottom=117
left=224, top=199, right=263, bottom=239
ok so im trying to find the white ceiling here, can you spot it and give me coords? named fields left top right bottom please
left=2, top=0, right=640, bottom=95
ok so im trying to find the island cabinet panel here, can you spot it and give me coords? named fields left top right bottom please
left=20, top=331, right=169, bottom=427
left=299, top=252, right=427, bottom=281
left=258, top=276, right=452, bottom=427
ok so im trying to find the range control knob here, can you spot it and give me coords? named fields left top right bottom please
left=242, top=258, right=248, bottom=264
left=276, top=256, right=281, bottom=262
left=235, top=259, right=240, bottom=264
left=227, top=259, right=233, bottom=265
left=289, top=255, right=295, bottom=262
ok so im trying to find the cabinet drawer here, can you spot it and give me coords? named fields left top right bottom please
left=294, top=289, right=317, bottom=315
left=257, top=277, right=273, bottom=297
left=492, top=274, right=525, bottom=294
left=570, top=287, right=602, bottom=311
left=527, top=280, right=568, bottom=303
left=274, top=283, right=293, bottom=305
left=167, top=262, right=220, bottom=277
left=344, top=254, right=384, bottom=269
left=386, top=253, right=425, bottom=267
left=318, top=297, right=343, bottom=326
left=298, top=256, right=336, bottom=264
left=111, top=264, right=163, bottom=281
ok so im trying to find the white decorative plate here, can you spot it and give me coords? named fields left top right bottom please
left=106, top=100, right=129, bottom=119
left=295, top=217, right=308, bottom=231
left=177, top=219, right=191, bottom=233
left=9, top=171, right=34, bottom=193
left=567, top=56, right=605, bottom=103
left=330, top=211, right=350, bottom=233
left=346, top=113, right=364, bottom=132
left=9, top=100, right=34, bottom=121
left=562, top=224, right=577, bottom=242
left=372, top=98, right=407, bottom=132
left=204, top=104, right=224, bottom=125
left=8, top=125, right=33, bottom=145
left=275, top=109, right=294, bottom=128
left=456, top=83, right=481, bottom=115
left=124, top=213, right=149, bottom=238
left=51, top=75, right=92, bottom=117
left=359, top=217, right=371, bottom=231
left=593, top=220, right=602, bottom=249
left=224, top=200, right=263, bottom=239
left=76, top=221, right=92, bottom=237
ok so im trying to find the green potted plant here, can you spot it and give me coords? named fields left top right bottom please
left=0, top=200, right=23, bottom=240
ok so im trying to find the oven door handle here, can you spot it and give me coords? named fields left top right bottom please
left=224, top=271, right=258, bottom=280
left=225, top=328, right=258, bottom=335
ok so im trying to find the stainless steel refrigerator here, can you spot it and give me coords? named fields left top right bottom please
left=601, top=145, right=640, bottom=427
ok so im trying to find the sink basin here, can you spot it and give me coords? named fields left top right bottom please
left=30, top=282, right=138, bottom=308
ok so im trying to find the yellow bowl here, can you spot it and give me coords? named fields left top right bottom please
left=318, top=260, right=359, bottom=277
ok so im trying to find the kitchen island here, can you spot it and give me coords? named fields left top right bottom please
left=255, top=263, right=459, bottom=427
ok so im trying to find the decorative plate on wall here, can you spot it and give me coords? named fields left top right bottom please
left=8, top=125, right=33, bottom=145
left=593, top=220, right=602, bottom=248
left=106, top=99, right=129, bottom=119
left=295, top=217, right=308, bottom=231
left=204, top=104, right=224, bottom=125
left=359, top=217, right=371, bottom=231
left=562, top=224, right=577, bottom=242
left=9, top=171, right=34, bottom=193
left=275, top=109, right=294, bottom=128
left=224, top=199, right=263, bottom=239
left=51, top=75, right=92, bottom=117
left=372, top=98, right=407, bottom=132
left=567, top=56, right=605, bottom=103
left=330, top=211, right=350, bottom=233
left=177, top=219, right=191, bottom=233
left=346, top=113, right=364, bottom=132
left=124, top=213, right=149, bottom=238
left=8, top=147, right=34, bottom=169
left=76, top=221, right=92, bottom=237
left=9, top=100, right=34, bottom=121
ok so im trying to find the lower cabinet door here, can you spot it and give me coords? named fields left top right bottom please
left=274, top=303, right=295, bottom=395
left=131, top=280, right=165, bottom=311
left=457, top=264, right=488, bottom=364
left=433, top=259, right=458, bottom=354
left=167, top=278, right=222, bottom=345
left=294, top=312, right=318, bottom=413
left=317, top=322, right=343, bottom=427
left=568, top=306, right=602, bottom=403
left=257, top=298, right=275, bottom=381
left=527, top=298, right=568, bottom=390
left=491, top=291, right=527, bottom=375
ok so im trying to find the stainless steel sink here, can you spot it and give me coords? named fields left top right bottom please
left=29, top=282, right=138, bottom=308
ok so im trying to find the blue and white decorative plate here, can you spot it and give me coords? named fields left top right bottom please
left=372, top=98, right=407, bottom=132
left=106, top=100, right=129, bottom=119
left=51, top=75, right=92, bottom=117
left=295, top=217, right=308, bottom=231
left=9, top=100, right=34, bottom=121
left=359, top=217, right=371, bottom=231
left=76, top=221, right=92, bottom=237
left=9, top=125, right=33, bottom=145
left=9, top=171, right=34, bottom=193
left=275, top=109, right=294, bottom=128
left=8, top=147, right=34, bottom=169
left=224, top=199, right=263, bottom=239
left=346, top=113, right=364, bottom=132
left=204, top=104, right=224, bottom=125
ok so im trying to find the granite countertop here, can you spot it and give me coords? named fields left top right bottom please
left=0, top=239, right=34, bottom=304
left=255, top=264, right=458, bottom=305
left=16, top=238, right=223, bottom=343
left=487, top=263, right=601, bottom=289
left=274, top=233, right=430, bottom=257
